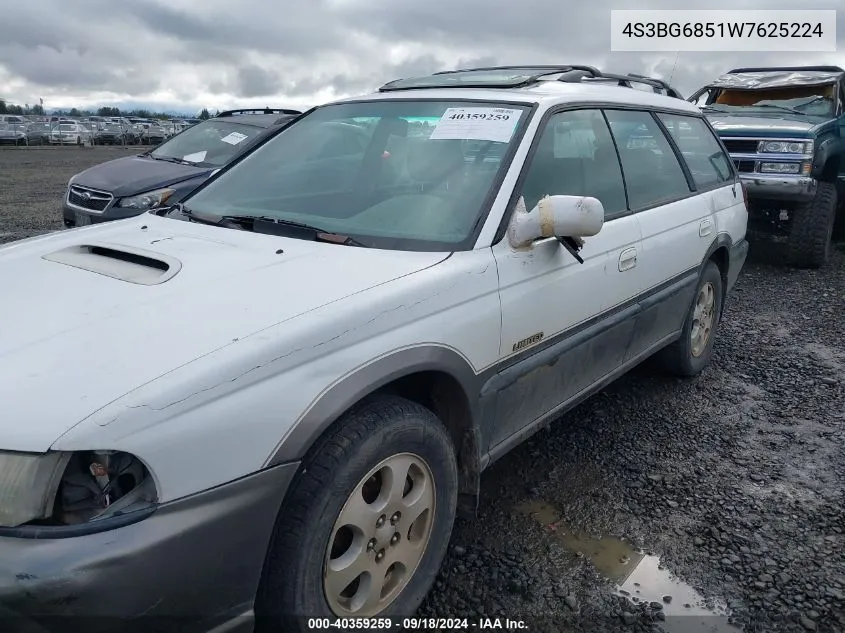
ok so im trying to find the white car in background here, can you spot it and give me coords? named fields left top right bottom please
left=49, top=121, right=93, bottom=146
left=0, top=65, right=748, bottom=632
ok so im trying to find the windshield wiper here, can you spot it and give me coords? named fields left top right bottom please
left=244, top=216, right=370, bottom=247
left=700, top=105, right=727, bottom=112
left=753, top=103, right=809, bottom=116
left=171, top=207, right=368, bottom=246
left=150, top=155, right=194, bottom=165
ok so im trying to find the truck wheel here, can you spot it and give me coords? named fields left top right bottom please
left=255, top=395, right=458, bottom=631
left=787, top=181, right=837, bottom=269
left=656, top=261, right=723, bottom=378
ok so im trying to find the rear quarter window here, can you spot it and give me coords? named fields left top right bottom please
left=657, top=114, right=734, bottom=189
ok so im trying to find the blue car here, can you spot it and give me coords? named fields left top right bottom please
left=63, top=108, right=301, bottom=227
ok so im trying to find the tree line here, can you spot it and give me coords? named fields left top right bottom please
left=0, top=99, right=216, bottom=120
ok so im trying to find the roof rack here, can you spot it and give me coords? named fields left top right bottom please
left=582, top=72, right=684, bottom=99
left=727, top=65, right=845, bottom=74
left=378, top=65, right=683, bottom=99
left=216, top=108, right=302, bottom=117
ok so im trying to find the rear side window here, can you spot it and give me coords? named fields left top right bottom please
left=657, top=114, right=733, bottom=188
left=604, top=109, right=691, bottom=210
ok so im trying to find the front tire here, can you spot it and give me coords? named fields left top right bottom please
left=787, top=181, right=837, bottom=269
left=656, top=261, right=723, bottom=377
left=255, top=395, right=458, bottom=631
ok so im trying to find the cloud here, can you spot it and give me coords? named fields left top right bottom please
left=0, top=0, right=843, bottom=112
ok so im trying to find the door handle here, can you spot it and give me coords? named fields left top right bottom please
left=618, top=247, right=638, bottom=272
left=699, top=218, right=714, bottom=237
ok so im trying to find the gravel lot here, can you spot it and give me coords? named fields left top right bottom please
left=1, top=148, right=844, bottom=633
left=0, top=146, right=141, bottom=244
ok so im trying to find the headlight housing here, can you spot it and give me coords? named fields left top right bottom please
left=116, top=187, right=175, bottom=210
left=759, top=162, right=802, bottom=174
left=0, top=450, right=156, bottom=528
left=759, top=140, right=813, bottom=155
left=0, top=451, right=70, bottom=527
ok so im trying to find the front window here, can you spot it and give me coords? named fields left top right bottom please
left=182, top=99, right=531, bottom=250
left=702, top=84, right=835, bottom=117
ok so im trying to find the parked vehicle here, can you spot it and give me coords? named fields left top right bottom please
left=0, top=115, right=26, bottom=125
left=139, top=121, right=168, bottom=145
left=93, top=121, right=132, bottom=145
left=62, top=108, right=302, bottom=227
left=1, top=66, right=748, bottom=630
left=24, top=122, right=51, bottom=145
left=0, top=123, right=29, bottom=145
left=690, top=65, right=845, bottom=268
left=49, top=121, right=93, bottom=146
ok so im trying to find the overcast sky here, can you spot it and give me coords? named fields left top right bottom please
left=0, top=0, right=842, bottom=114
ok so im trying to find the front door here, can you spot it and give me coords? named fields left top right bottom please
left=487, top=108, right=643, bottom=451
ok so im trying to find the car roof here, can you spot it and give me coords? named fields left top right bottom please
left=329, top=65, right=697, bottom=114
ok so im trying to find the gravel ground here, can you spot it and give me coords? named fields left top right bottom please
left=0, top=146, right=141, bottom=243
left=1, top=148, right=843, bottom=633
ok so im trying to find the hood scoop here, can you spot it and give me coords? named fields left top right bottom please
left=42, top=242, right=181, bottom=285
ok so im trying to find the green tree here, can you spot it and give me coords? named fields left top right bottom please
left=69, top=107, right=80, bottom=117
left=30, top=104, right=45, bottom=115
left=0, top=99, right=6, bottom=114
left=198, top=108, right=211, bottom=120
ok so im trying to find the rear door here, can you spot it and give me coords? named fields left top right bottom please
left=604, top=109, right=738, bottom=357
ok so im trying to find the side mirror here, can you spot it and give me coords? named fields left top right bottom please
left=508, top=194, right=604, bottom=249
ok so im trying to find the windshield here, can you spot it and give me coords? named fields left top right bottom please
left=704, top=84, right=835, bottom=117
left=151, top=120, right=266, bottom=166
left=182, top=99, right=530, bottom=250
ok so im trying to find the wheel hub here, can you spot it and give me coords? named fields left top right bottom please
left=690, top=281, right=716, bottom=358
left=323, top=453, right=436, bottom=617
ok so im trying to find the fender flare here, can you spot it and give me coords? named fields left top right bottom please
left=811, top=137, right=843, bottom=181
left=264, top=345, right=482, bottom=467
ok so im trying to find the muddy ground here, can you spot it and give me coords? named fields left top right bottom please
left=1, top=147, right=844, bottom=633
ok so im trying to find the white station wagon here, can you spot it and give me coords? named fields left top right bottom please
left=0, top=66, right=748, bottom=632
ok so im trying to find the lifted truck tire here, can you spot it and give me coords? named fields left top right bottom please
left=255, top=395, right=458, bottom=631
left=787, top=181, right=837, bottom=269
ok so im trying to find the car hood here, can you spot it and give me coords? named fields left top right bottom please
left=0, top=216, right=447, bottom=451
left=705, top=113, right=824, bottom=137
left=71, top=155, right=211, bottom=197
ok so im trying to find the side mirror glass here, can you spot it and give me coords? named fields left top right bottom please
left=508, top=194, right=604, bottom=249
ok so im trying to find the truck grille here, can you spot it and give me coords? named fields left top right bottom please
left=733, top=159, right=756, bottom=173
left=723, top=139, right=760, bottom=154
left=68, top=185, right=113, bottom=212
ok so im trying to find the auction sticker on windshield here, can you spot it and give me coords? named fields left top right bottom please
left=183, top=151, right=207, bottom=163
left=220, top=131, right=248, bottom=145
left=429, top=107, right=521, bottom=143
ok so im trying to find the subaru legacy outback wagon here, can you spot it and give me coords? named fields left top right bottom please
left=0, top=65, right=748, bottom=633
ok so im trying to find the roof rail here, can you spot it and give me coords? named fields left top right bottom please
left=433, top=64, right=602, bottom=77
left=379, top=65, right=602, bottom=91
left=727, top=65, right=845, bottom=74
left=580, top=72, right=684, bottom=99
left=379, top=65, right=683, bottom=98
left=216, top=108, right=303, bottom=117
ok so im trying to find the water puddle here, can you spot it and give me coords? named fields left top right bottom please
left=516, top=501, right=740, bottom=632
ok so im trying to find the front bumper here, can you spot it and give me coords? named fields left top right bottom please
left=62, top=201, right=146, bottom=227
left=740, top=174, right=817, bottom=202
left=726, top=238, right=749, bottom=294
left=0, top=461, right=299, bottom=633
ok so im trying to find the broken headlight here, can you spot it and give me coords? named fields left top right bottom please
left=0, top=449, right=157, bottom=528
left=0, top=451, right=70, bottom=527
